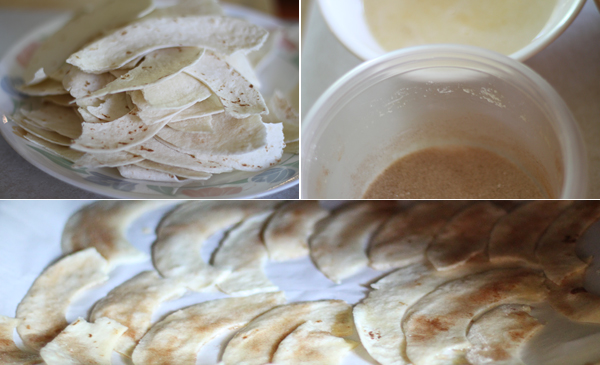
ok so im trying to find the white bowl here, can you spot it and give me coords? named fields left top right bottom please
left=318, top=0, right=586, bottom=61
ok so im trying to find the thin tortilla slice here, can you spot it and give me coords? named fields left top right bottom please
left=402, top=268, right=548, bottom=365
left=547, top=284, right=600, bottom=324
left=368, top=201, right=469, bottom=271
left=263, top=91, right=299, bottom=143
left=283, top=140, right=298, bottom=155
left=17, top=79, right=68, bottom=96
left=67, top=16, right=268, bottom=73
left=86, top=93, right=134, bottom=122
left=225, top=51, right=261, bottom=88
left=426, top=202, right=506, bottom=270
left=263, top=201, right=329, bottom=261
left=0, top=316, right=42, bottom=365
left=73, top=150, right=144, bottom=168
left=62, top=68, right=115, bottom=105
left=131, top=292, right=286, bottom=365
left=44, top=94, right=75, bottom=107
left=16, top=248, right=109, bottom=351
left=129, top=90, right=222, bottom=124
left=168, top=94, right=224, bottom=121
left=134, top=160, right=212, bottom=180
left=11, top=114, right=72, bottom=146
left=222, top=300, right=353, bottom=365
left=20, top=104, right=82, bottom=139
left=168, top=115, right=214, bottom=132
left=118, top=164, right=179, bottom=182
left=141, top=72, right=212, bottom=109
left=39, top=317, right=127, bottom=365
left=213, top=211, right=277, bottom=295
left=23, top=132, right=84, bottom=162
left=90, top=271, right=187, bottom=357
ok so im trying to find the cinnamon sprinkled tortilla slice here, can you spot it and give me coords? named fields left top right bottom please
left=132, top=292, right=285, bottom=365
left=134, top=160, right=212, bottom=180
left=40, top=317, right=127, bottom=365
left=18, top=79, right=68, bottom=96
left=0, top=316, right=42, bottom=365
left=402, top=268, right=548, bottom=365
left=168, top=115, right=213, bottom=132
left=118, top=164, right=179, bottom=182
left=67, top=16, right=268, bottom=73
left=368, top=201, right=469, bottom=271
left=20, top=104, right=82, bottom=139
left=23, top=132, right=84, bottom=162
left=263, top=201, right=329, bottom=261
left=16, top=248, right=109, bottom=351
left=222, top=300, right=353, bottom=365
left=73, top=151, right=144, bottom=168
left=141, top=72, right=212, bottom=109
left=11, top=114, right=72, bottom=146
left=90, top=271, right=187, bottom=357
left=426, top=202, right=506, bottom=270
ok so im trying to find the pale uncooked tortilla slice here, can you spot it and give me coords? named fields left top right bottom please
left=0, top=316, right=42, bottom=365
left=16, top=248, right=109, bottom=351
left=135, top=160, right=212, bottom=180
left=152, top=201, right=279, bottom=291
left=536, top=201, right=600, bottom=286
left=402, top=268, right=548, bottom=365
left=168, top=115, right=213, bottom=132
left=20, top=104, right=82, bottom=139
left=23, top=0, right=153, bottom=85
left=44, top=94, right=75, bottom=107
left=11, top=114, right=72, bottom=146
left=213, top=211, right=277, bottom=295
left=90, top=271, right=187, bottom=357
left=263, top=201, right=329, bottom=261
left=68, top=16, right=268, bottom=73
left=18, top=79, right=68, bottom=96
left=132, top=292, right=285, bottom=365
left=73, top=150, right=144, bottom=168
left=185, top=50, right=267, bottom=118
left=61, top=201, right=169, bottom=267
left=222, top=300, right=353, bottom=365
left=426, top=202, right=506, bottom=271
left=225, top=51, right=261, bottom=88
left=142, top=72, right=212, bottom=109
left=309, top=202, right=396, bottom=283
left=86, top=93, right=134, bottom=122
left=272, top=320, right=358, bottom=365
left=23, top=132, right=84, bottom=162
left=466, top=305, right=543, bottom=365
left=368, top=201, right=469, bottom=271
left=118, top=164, right=179, bottom=182
left=489, top=200, right=572, bottom=266
left=40, top=317, right=127, bottom=365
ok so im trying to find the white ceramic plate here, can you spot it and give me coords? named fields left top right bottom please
left=0, top=5, right=299, bottom=199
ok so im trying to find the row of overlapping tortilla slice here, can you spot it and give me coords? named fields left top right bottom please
left=3, top=200, right=600, bottom=365
left=11, top=0, right=298, bottom=183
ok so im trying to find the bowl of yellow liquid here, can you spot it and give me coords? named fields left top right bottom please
left=319, top=0, right=586, bottom=61
left=301, top=45, right=588, bottom=199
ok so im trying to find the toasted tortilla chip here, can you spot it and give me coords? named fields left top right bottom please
left=44, top=94, right=75, bottom=107
left=11, top=114, right=72, bottom=146
left=132, top=292, right=285, bottom=365
left=73, top=151, right=144, bottom=168
left=68, top=16, right=268, bottom=73
left=185, top=50, right=267, bottom=118
left=0, top=316, right=42, bottom=365
left=90, top=271, right=186, bottom=357
left=263, top=201, right=329, bottom=261
left=86, top=93, right=134, bottom=122
left=118, top=164, right=179, bottom=181
left=168, top=115, right=213, bottom=132
left=40, top=317, right=127, bottom=365
left=222, top=300, right=353, bottom=365
left=135, top=160, right=212, bottom=180
left=16, top=248, right=109, bottom=351
left=402, top=268, right=548, bottom=365
left=426, top=202, right=506, bottom=271
left=23, top=132, right=84, bottom=162
left=18, top=79, right=68, bottom=96
left=142, top=72, right=212, bottom=109
left=20, top=104, right=82, bottom=139
left=23, top=0, right=153, bottom=85
left=214, top=211, right=277, bottom=295
left=152, top=201, right=278, bottom=291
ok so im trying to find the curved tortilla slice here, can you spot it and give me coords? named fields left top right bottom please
left=73, top=151, right=144, bottom=168
left=536, top=201, right=600, bottom=286
left=213, top=211, right=277, bottom=295
left=67, top=16, right=268, bottom=73
left=309, top=203, right=396, bottom=283
left=0, top=316, right=42, bottom=365
left=222, top=300, right=353, bottom=365
left=152, top=201, right=279, bottom=291
left=17, top=79, right=67, bottom=96
left=225, top=51, right=261, bottom=89
left=402, top=268, right=548, bottom=365
left=86, top=93, right=134, bottom=122
left=40, top=317, right=127, bottom=365
left=131, top=292, right=285, bottom=365
left=61, top=201, right=168, bottom=267
left=546, top=283, right=600, bottom=324
left=20, top=104, right=82, bottom=139
left=368, top=201, right=469, bottom=271
left=90, top=271, right=187, bottom=357
left=16, top=248, right=109, bottom=351
left=489, top=201, right=572, bottom=266
left=263, top=201, right=329, bottom=261
left=11, top=114, right=72, bottom=146
left=118, top=164, right=179, bottom=182
left=62, top=69, right=115, bottom=105
left=129, top=90, right=221, bottom=124
left=168, top=115, right=213, bottom=132
left=169, top=94, right=224, bottom=121
left=426, top=202, right=506, bottom=271
left=466, top=305, right=543, bottom=365
left=23, top=132, right=84, bottom=162
left=44, top=94, right=75, bottom=107
left=185, top=50, right=267, bottom=118
left=142, top=72, right=212, bottom=109
left=134, top=160, right=212, bottom=180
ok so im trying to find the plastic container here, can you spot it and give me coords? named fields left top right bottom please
left=301, top=45, right=588, bottom=199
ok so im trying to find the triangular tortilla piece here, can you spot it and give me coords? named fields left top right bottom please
left=23, top=132, right=84, bottom=162
left=226, top=51, right=261, bottom=89
left=73, top=151, right=144, bottom=168
left=368, top=201, right=469, bottom=271
left=426, top=202, right=506, bottom=271
left=23, top=0, right=153, bottom=85
left=168, top=115, right=213, bottom=132
left=135, top=160, right=212, bottom=180
left=536, top=201, right=600, bottom=286
left=222, top=300, right=353, bottom=365
left=466, top=305, right=543, bottom=365
left=86, top=93, right=134, bottom=122
left=213, top=211, right=277, bottom=295
left=17, top=79, right=68, bottom=96
left=90, top=271, right=187, bottom=357
left=118, top=164, right=179, bottom=182
left=40, top=317, right=127, bottom=365
left=0, top=316, right=42, bottom=365
left=402, top=268, right=548, bottom=365
left=263, top=201, right=329, bottom=261
left=67, top=16, right=268, bottom=73
left=152, top=201, right=279, bottom=291
left=488, top=200, right=573, bottom=266
left=11, top=114, right=72, bottom=146
left=185, top=50, right=267, bottom=118
left=132, top=292, right=285, bottom=365
left=309, top=202, right=396, bottom=283
left=16, top=248, right=109, bottom=351
left=20, top=104, right=82, bottom=139
left=141, top=72, right=212, bottom=109
left=44, top=94, right=75, bottom=107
